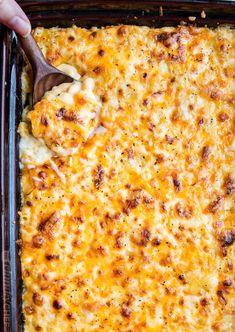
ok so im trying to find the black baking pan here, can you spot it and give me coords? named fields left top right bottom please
left=0, top=1, right=234, bottom=331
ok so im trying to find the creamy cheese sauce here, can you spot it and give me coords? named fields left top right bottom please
left=19, top=123, right=53, bottom=165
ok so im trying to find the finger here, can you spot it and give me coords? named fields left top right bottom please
left=0, top=0, right=31, bottom=37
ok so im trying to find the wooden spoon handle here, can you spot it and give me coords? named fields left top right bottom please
left=18, top=34, right=47, bottom=73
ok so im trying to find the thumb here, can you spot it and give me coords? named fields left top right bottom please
left=0, top=0, right=31, bottom=37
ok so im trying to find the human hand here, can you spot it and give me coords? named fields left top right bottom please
left=0, top=0, right=31, bottom=37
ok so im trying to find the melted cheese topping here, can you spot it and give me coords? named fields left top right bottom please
left=20, top=25, right=235, bottom=332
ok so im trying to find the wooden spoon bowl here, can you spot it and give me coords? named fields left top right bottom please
left=19, top=34, right=73, bottom=104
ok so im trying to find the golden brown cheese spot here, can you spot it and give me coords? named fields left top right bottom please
left=201, top=146, right=211, bottom=161
left=207, top=196, right=223, bottom=214
left=53, top=299, right=63, bottom=310
left=98, top=49, right=105, bottom=57
left=172, top=174, right=181, bottom=192
left=117, top=26, right=127, bottom=37
left=200, top=297, right=210, bottom=306
left=93, top=164, right=104, bottom=189
left=217, top=230, right=235, bottom=248
left=155, top=31, right=179, bottom=48
left=93, top=66, right=103, bottom=74
left=139, top=228, right=151, bottom=246
left=152, top=237, right=162, bottom=246
left=32, top=234, right=44, bottom=248
left=178, top=274, right=187, bottom=285
left=121, top=303, right=131, bottom=318
left=45, top=254, right=60, bottom=260
left=123, top=197, right=141, bottom=215
left=68, top=36, right=75, bottom=42
left=198, top=117, right=204, bottom=125
left=126, top=148, right=134, bottom=159
left=176, top=203, right=193, bottom=219
left=67, top=312, right=76, bottom=320
left=218, top=112, right=229, bottom=122
left=38, top=212, right=60, bottom=240
left=38, top=171, right=47, bottom=179
left=165, top=135, right=175, bottom=144
left=24, top=306, right=35, bottom=315
left=40, top=114, right=49, bottom=126
left=223, top=175, right=235, bottom=195
left=217, top=289, right=227, bottom=305
left=155, top=153, right=165, bottom=164
left=33, top=293, right=44, bottom=306
left=113, top=268, right=123, bottom=277
left=222, top=279, right=233, bottom=287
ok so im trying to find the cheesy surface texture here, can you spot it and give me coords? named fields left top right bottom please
left=20, top=25, right=235, bottom=332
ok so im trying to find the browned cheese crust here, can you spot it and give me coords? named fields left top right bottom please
left=19, top=25, right=235, bottom=332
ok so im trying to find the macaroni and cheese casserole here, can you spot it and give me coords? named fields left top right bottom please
left=19, top=25, right=235, bottom=331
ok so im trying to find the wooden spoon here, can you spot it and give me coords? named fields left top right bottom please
left=19, top=34, right=73, bottom=104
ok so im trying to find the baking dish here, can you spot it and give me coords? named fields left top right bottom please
left=0, top=1, right=234, bottom=331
